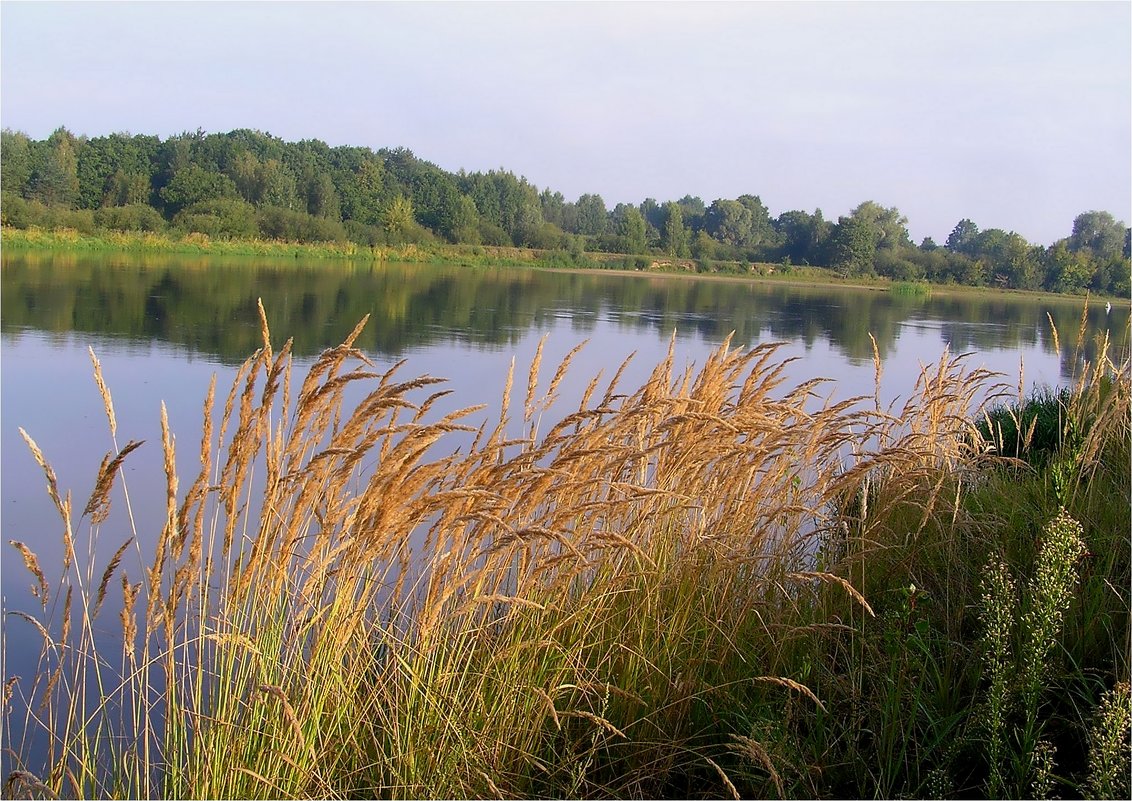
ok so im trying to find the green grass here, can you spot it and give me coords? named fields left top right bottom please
left=977, top=385, right=1077, bottom=465
left=3, top=310, right=1128, bottom=799
left=891, top=280, right=933, bottom=297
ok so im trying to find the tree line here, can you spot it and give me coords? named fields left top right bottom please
left=2, top=126, right=1128, bottom=296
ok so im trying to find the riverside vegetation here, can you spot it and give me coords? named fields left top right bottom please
left=2, top=126, right=1130, bottom=296
left=2, top=304, right=1129, bottom=799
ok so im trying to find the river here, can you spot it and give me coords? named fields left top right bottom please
left=1, top=250, right=1125, bottom=736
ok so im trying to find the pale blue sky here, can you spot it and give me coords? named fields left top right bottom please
left=1, top=1, right=1129, bottom=245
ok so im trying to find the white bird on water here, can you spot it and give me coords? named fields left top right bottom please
left=1106, top=301, right=1112, bottom=314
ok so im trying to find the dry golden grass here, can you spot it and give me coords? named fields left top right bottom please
left=5, top=305, right=1122, bottom=799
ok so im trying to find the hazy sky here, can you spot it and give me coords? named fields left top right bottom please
left=1, top=1, right=1129, bottom=245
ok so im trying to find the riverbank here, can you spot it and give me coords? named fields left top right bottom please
left=4, top=307, right=1128, bottom=799
left=4, top=225, right=1127, bottom=306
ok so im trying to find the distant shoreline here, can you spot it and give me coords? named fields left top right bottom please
left=3, top=225, right=1127, bottom=306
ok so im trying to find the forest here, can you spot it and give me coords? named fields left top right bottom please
left=2, top=126, right=1129, bottom=296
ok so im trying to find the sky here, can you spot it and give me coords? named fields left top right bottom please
left=1, top=0, right=1129, bottom=246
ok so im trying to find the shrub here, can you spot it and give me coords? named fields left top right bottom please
left=1, top=192, right=33, bottom=227
left=344, top=219, right=383, bottom=247
left=476, top=220, right=512, bottom=246
left=174, top=198, right=258, bottom=240
left=94, top=204, right=166, bottom=233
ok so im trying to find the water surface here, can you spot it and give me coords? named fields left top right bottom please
left=2, top=250, right=1125, bottom=697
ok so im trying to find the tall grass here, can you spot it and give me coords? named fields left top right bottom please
left=4, top=305, right=1128, bottom=799
left=890, top=280, right=933, bottom=298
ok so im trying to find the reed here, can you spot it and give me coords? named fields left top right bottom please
left=3, top=308, right=1128, bottom=799
left=890, top=280, right=933, bottom=297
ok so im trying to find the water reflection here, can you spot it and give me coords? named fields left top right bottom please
left=2, top=251, right=1127, bottom=769
left=4, top=251, right=1125, bottom=379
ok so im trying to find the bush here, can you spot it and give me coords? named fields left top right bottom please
left=175, top=198, right=258, bottom=240
left=1, top=199, right=97, bottom=233
left=384, top=219, right=436, bottom=247
left=449, top=224, right=481, bottom=246
left=94, top=204, right=166, bottom=233
left=876, top=248, right=925, bottom=281
left=50, top=208, right=96, bottom=235
left=344, top=219, right=383, bottom=247
left=1, top=192, right=34, bottom=228
left=524, top=221, right=566, bottom=251
left=301, top=215, right=349, bottom=244
left=476, top=221, right=512, bottom=247
left=256, top=206, right=348, bottom=243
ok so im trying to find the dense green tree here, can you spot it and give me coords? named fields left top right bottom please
left=575, top=193, right=609, bottom=237
left=382, top=194, right=415, bottom=240
left=525, top=221, right=566, bottom=250
left=1069, top=210, right=1125, bottom=261
left=382, top=148, right=466, bottom=237
left=1088, top=254, right=1131, bottom=297
left=705, top=199, right=752, bottom=247
left=1044, top=241, right=1095, bottom=293
left=31, top=127, right=81, bottom=207
left=151, top=132, right=196, bottom=202
left=661, top=201, right=689, bottom=257
left=104, top=169, right=152, bottom=207
left=76, top=133, right=159, bottom=208
left=640, top=198, right=664, bottom=232
left=691, top=229, right=717, bottom=260
left=448, top=195, right=482, bottom=244
left=828, top=215, right=879, bottom=276
left=334, top=156, right=384, bottom=224
left=160, top=164, right=238, bottom=216
left=540, top=189, right=577, bottom=232
left=675, top=195, right=706, bottom=232
left=304, top=172, right=340, bottom=220
left=736, top=194, right=778, bottom=251
left=945, top=218, right=980, bottom=255
left=874, top=248, right=923, bottom=281
left=774, top=208, right=832, bottom=265
left=851, top=201, right=911, bottom=250
left=225, top=128, right=288, bottom=163
left=476, top=220, right=512, bottom=246
left=258, top=159, right=299, bottom=210
left=229, top=150, right=263, bottom=203
left=1003, top=235, right=1044, bottom=291
left=512, top=198, right=545, bottom=247
left=458, top=169, right=542, bottom=245
left=1, top=192, right=31, bottom=227
left=967, top=228, right=1042, bottom=290
left=1, top=129, right=34, bottom=196
left=616, top=205, right=648, bottom=254
left=460, top=170, right=503, bottom=232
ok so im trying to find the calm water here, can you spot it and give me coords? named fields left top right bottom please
left=1, top=250, right=1126, bottom=721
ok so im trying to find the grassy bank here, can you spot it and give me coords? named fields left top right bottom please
left=3, top=307, right=1129, bottom=799
left=7, top=225, right=1129, bottom=306
left=0, top=224, right=667, bottom=273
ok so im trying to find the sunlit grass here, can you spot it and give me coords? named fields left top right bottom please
left=3, top=305, right=1128, bottom=799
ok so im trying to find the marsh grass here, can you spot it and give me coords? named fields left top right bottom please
left=977, top=385, right=1076, bottom=466
left=890, top=280, right=933, bottom=298
left=3, top=304, right=1128, bottom=799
